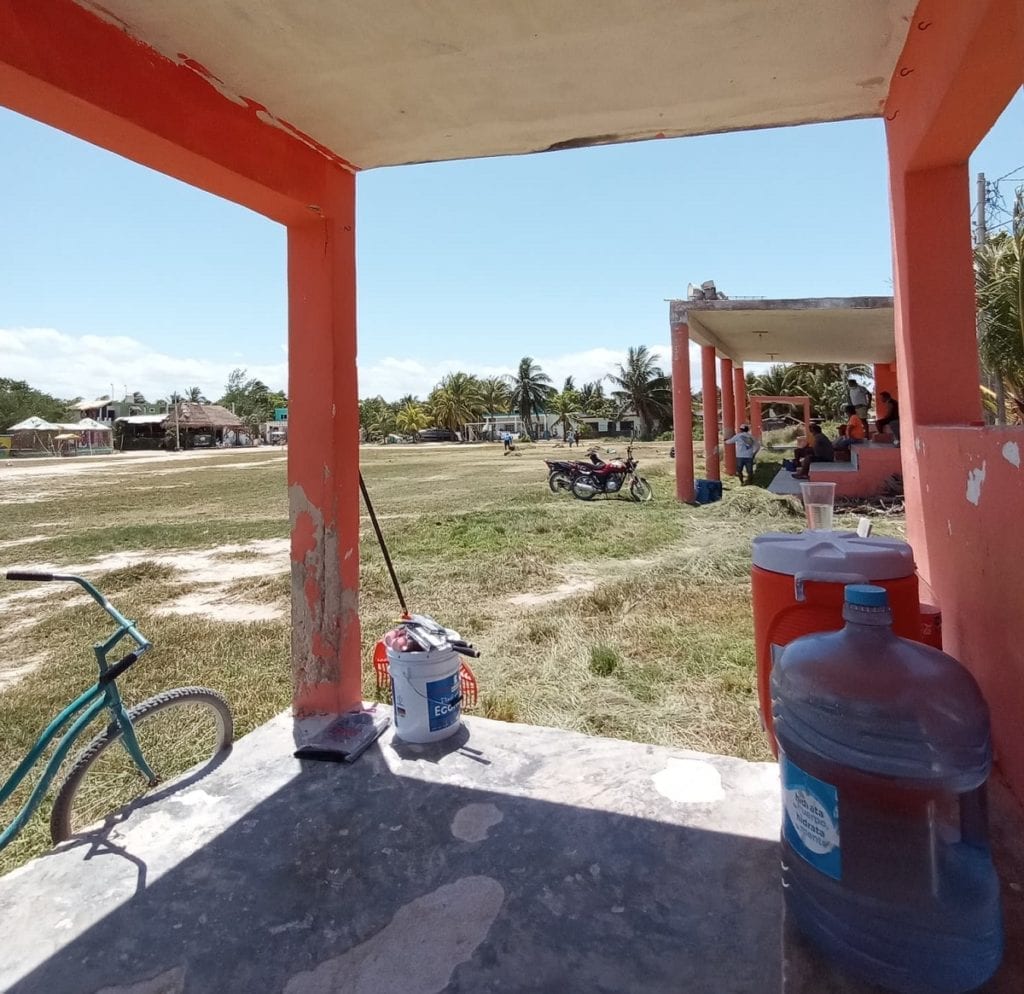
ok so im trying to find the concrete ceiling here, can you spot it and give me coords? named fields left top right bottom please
left=81, top=0, right=917, bottom=169
left=671, top=297, right=896, bottom=363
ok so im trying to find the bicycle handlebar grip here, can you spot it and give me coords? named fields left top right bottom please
left=5, top=571, right=55, bottom=582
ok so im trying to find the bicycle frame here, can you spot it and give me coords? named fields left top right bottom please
left=0, top=574, right=152, bottom=852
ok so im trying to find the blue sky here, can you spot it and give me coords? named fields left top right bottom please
left=1, top=89, right=1021, bottom=403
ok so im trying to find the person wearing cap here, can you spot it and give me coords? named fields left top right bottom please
left=725, top=423, right=761, bottom=486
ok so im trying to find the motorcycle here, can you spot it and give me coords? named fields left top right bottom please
left=544, top=451, right=606, bottom=494
left=570, top=446, right=653, bottom=502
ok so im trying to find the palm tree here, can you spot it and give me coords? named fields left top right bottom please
left=186, top=386, right=207, bottom=403
left=428, top=372, right=485, bottom=436
left=478, top=375, right=511, bottom=415
left=578, top=380, right=609, bottom=416
left=562, top=376, right=576, bottom=394
left=607, top=346, right=670, bottom=440
left=976, top=189, right=1024, bottom=422
left=395, top=401, right=430, bottom=435
left=507, top=357, right=553, bottom=438
left=549, top=388, right=581, bottom=439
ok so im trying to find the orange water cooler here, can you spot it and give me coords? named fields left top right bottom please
left=752, top=531, right=921, bottom=756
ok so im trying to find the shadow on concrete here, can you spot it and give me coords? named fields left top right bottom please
left=7, top=734, right=783, bottom=994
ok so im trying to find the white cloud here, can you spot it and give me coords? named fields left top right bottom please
left=0, top=327, right=286, bottom=403
left=1, top=328, right=712, bottom=406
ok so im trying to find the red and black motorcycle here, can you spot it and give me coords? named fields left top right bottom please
left=544, top=451, right=606, bottom=494
left=570, top=446, right=653, bottom=502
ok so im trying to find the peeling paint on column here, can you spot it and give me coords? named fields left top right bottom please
left=965, top=462, right=987, bottom=506
left=290, top=483, right=359, bottom=710
left=1002, top=441, right=1020, bottom=469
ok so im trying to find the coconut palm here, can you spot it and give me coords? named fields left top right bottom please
left=578, top=380, right=609, bottom=416
left=507, top=357, right=553, bottom=438
left=428, top=372, right=485, bottom=436
left=479, top=375, right=512, bottom=415
left=549, top=388, right=581, bottom=439
left=976, top=189, right=1024, bottom=422
left=395, top=401, right=430, bottom=435
left=186, top=386, right=207, bottom=403
left=606, top=345, right=670, bottom=440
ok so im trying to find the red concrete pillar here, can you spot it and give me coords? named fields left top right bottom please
left=288, top=170, right=362, bottom=715
left=750, top=399, right=763, bottom=440
left=701, top=345, right=720, bottom=481
left=733, top=364, right=748, bottom=428
left=721, top=357, right=736, bottom=476
left=671, top=323, right=694, bottom=502
left=873, top=363, right=898, bottom=403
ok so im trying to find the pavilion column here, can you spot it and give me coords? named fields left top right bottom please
left=733, top=364, right=748, bottom=428
left=288, top=169, right=362, bottom=715
left=721, top=357, right=736, bottom=477
left=750, top=399, right=763, bottom=440
left=671, top=322, right=694, bottom=502
left=873, top=362, right=898, bottom=403
left=701, top=345, right=720, bottom=481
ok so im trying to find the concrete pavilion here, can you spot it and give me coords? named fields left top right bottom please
left=669, top=295, right=902, bottom=497
left=1, top=2, right=1023, bottom=991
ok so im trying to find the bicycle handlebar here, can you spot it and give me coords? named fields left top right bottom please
left=5, top=571, right=55, bottom=582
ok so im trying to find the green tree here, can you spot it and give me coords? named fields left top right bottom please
left=479, top=375, right=511, bottom=414
left=359, top=396, right=395, bottom=441
left=507, top=357, right=553, bottom=438
left=0, top=379, right=71, bottom=429
left=427, top=372, right=485, bottom=436
left=607, top=345, right=670, bottom=440
left=186, top=386, right=207, bottom=403
left=395, top=401, right=430, bottom=435
left=976, top=189, right=1024, bottom=422
left=549, top=388, right=581, bottom=438
left=578, top=380, right=611, bottom=416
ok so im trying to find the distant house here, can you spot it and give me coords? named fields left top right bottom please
left=71, top=396, right=165, bottom=425
left=116, top=403, right=249, bottom=450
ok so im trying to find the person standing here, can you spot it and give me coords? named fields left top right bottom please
left=502, top=430, right=512, bottom=453
left=847, top=378, right=872, bottom=428
left=725, top=423, right=762, bottom=486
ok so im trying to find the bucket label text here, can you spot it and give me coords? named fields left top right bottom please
left=426, top=672, right=461, bottom=732
left=781, top=755, right=841, bottom=880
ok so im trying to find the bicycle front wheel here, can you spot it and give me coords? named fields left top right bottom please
left=50, top=687, right=233, bottom=843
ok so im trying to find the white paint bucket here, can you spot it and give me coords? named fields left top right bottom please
left=387, top=637, right=462, bottom=744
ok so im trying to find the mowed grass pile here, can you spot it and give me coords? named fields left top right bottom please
left=0, top=442, right=904, bottom=872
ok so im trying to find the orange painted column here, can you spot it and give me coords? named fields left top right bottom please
left=721, top=357, right=736, bottom=476
left=873, top=363, right=898, bottom=402
left=701, top=345, right=720, bottom=481
left=671, top=323, right=694, bottom=502
left=750, top=399, right=763, bottom=440
left=733, top=364, right=748, bottom=428
left=288, top=170, right=362, bottom=715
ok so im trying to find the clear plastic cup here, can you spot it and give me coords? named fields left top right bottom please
left=800, top=482, right=836, bottom=531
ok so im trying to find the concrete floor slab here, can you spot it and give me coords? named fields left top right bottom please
left=0, top=714, right=1021, bottom=993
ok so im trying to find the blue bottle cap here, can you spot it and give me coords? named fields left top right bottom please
left=845, top=584, right=889, bottom=607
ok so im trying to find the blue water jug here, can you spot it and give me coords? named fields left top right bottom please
left=771, top=584, right=1002, bottom=994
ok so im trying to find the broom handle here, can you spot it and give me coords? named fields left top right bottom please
left=358, top=471, right=408, bottom=616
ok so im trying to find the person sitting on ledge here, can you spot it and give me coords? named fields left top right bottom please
left=835, top=405, right=866, bottom=450
left=875, top=392, right=900, bottom=442
left=792, top=423, right=834, bottom=480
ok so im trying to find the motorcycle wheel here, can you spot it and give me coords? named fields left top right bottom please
left=548, top=471, right=572, bottom=494
left=630, top=477, right=654, bottom=503
left=571, top=476, right=599, bottom=501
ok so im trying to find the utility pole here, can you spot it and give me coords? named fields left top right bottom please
left=174, top=396, right=181, bottom=451
left=976, top=172, right=1006, bottom=424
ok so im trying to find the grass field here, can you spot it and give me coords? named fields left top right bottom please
left=0, top=440, right=906, bottom=872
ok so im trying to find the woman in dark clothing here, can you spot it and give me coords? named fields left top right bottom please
left=792, top=424, right=835, bottom=480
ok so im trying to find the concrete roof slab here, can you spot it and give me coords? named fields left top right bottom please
left=670, top=296, right=896, bottom=364
left=81, top=0, right=917, bottom=168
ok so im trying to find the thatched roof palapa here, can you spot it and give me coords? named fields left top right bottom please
left=168, top=403, right=243, bottom=430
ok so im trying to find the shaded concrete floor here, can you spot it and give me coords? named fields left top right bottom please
left=0, top=714, right=1021, bottom=993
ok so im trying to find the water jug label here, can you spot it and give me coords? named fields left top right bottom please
left=426, top=672, right=461, bottom=732
left=781, top=756, right=841, bottom=880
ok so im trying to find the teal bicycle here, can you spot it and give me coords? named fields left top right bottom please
left=1, top=571, right=233, bottom=849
